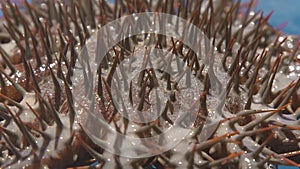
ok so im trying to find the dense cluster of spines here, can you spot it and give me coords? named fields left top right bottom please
left=0, top=0, right=299, bottom=168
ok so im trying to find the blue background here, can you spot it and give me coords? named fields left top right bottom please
left=241, top=0, right=300, bottom=35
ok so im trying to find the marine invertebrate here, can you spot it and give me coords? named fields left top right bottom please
left=0, top=0, right=299, bottom=168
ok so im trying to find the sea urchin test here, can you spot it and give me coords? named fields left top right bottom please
left=0, top=0, right=299, bottom=168
left=73, top=12, right=226, bottom=158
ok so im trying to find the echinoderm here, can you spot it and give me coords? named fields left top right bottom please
left=0, top=0, right=300, bottom=168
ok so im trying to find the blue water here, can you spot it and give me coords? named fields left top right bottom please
left=0, top=0, right=32, bottom=17
left=276, top=165, right=300, bottom=169
left=241, top=0, right=300, bottom=35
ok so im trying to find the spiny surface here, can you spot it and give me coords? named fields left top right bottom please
left=0, top=0, right=299, bottom=169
